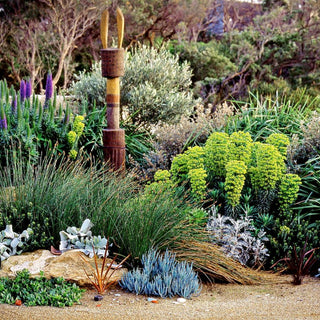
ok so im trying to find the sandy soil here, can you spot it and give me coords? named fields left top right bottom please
left=1, top=275, right=319, bottom=320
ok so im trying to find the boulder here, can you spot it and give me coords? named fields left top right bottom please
left=0, top=249, right=127, bottom=287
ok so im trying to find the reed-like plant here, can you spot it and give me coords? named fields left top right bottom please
left=0, top=153, right=136, bottom=250
left=0, top=152, right=203, bottom=264
left=225, top=92, right=309, bottom=140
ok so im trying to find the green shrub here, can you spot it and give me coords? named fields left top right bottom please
left=169, top=40, right=237, bottom=83
left=204, top=132, right=230, bottom=177
left=162, top=130, right=288, bottom=209
left=225, top=160, right=247, bottom=207
left=170, top=146, right=205, bottom=183
left=249, top=142, right=284, bottom=191
left=188, top=168, right=207, bottom=201
left=278, top=174, right=301, bottom=213
left=144, top=170, right=174, bottom=195
left=0, top=269, right=84, bottom=307
left=266, top=133, right=290, bottom=159
left=228, top=131, right=252, bottom=165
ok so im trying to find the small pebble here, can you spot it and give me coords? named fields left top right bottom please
left=114, top=293, right=121, bottom=297
left=177, top=298, right=187, bottom=303
left=94, top=295, right=103, bottom=301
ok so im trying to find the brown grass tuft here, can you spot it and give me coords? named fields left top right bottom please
left=173, top=240, right=280, bottom=285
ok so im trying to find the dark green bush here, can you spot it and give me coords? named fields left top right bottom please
left=169, top=40, right=236, bottom=83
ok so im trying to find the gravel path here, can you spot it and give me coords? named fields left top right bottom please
left=1, top=276, right=319, bottom=320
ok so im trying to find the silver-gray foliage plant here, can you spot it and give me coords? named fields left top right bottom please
left=59, top=219, right=110, bottom=258
left=69, top=45, right=195, bottom=126
left=120, top=249, right=201, bottom=299
left=206, top=206, right=269, bottom=267
left=0, top=225, right=33, bottom=262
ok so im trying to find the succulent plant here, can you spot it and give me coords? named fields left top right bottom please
left=59, top=219, right=110, bottom=258
left=0, top=225, right=33, bottom=262
left=120, top=249, right=201, bottom=298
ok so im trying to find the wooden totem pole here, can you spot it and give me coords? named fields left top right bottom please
left=100, top=8, right=125, bottom=171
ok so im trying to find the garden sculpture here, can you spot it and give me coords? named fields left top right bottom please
left=100, top=7, right=125, bottom=171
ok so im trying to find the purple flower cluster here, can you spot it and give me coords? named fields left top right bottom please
left=0, top=106, right=7, bottom=130
left=45, top=73, right=53, bottom=102
left=20, top=80, right=26, bottom=103
left=20, top=79, right=32, bottom=102
left=26, top=79, right=32, bottom=99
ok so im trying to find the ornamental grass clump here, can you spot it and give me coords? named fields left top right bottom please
left=120, top=249, right=201, bottom=298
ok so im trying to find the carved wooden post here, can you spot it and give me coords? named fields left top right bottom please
left=100, top=8, right=125, bottom=171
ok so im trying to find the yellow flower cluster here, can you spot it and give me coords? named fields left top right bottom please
left=67, top=130, right=77, bottom=146
left=69, top=149, right=78, bottom=160
left=73, top=115, right=85, bottom=136
left=67, top=115, right=85, bottom=160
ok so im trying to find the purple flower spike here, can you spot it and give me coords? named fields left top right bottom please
left=11, top=94, right=17, bottom=113
left=45, top=73, right=53, bottom=102
left=0, top=105, right=7, bottom=130
left=20, top=80, right=26, bottom=103
left=26, top=79, right=32, bottom=99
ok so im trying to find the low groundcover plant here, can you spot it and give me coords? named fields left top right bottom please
left=0, top=269, right=84, bottom=307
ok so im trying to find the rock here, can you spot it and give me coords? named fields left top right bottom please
left=94, top=295, right=103, bottom=301
left=0, top=249, right=127, bottom=287
left=177, top=298, right=187, bottom=303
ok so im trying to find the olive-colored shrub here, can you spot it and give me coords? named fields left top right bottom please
left=69, top=45, right=195, bottom=127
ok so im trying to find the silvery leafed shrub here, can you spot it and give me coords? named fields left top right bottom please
left=69, top=45, right=195, bottom=126
left=120, top=249, right=201, bottom=298
left=207, top=208, right=269, bottom=267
